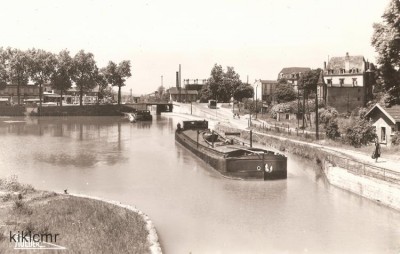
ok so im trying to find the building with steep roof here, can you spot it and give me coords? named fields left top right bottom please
left=365, top=104, right=400, bottom=146
left=277, top=67, right=311, bottom=90
left=322, top=52, right=375, bottom=113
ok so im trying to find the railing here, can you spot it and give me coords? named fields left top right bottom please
left=216, top=124, right=400, bottom=185
left=325, top=154, right=400, bottom=185
left=250, top=122, right=326, bottom=141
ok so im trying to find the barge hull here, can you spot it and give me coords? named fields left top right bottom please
left=175, top=131, right=287, bottom=180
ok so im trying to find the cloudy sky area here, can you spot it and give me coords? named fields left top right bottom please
left=0, top=0, right=391, bottom=94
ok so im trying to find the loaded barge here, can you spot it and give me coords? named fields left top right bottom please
left=175, top=120, right=287, bottom=180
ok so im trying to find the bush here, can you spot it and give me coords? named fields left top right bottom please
left=392, top=132, right=400, bottom=146
left=343, top=119, right=376, bottom=147
left=319, top=107, right=338, bottom=125
left=325, top=118, right=341, bottom=140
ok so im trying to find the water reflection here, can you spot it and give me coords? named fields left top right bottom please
left=0, top=116, right=129, bottom=167
left=0, top=115, right=400, bottom=254
left=34, top=152, right=98, bottom=167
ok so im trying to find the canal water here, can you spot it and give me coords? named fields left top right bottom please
left=0, top=116, right=399, bottom=254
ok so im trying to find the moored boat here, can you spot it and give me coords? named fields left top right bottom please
left=135, top=110, right=153, bottom=121
left=175, top=120, right=287, bottom=180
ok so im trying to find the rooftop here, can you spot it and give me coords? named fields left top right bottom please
left=327, top=53, right=365, bottom=70
left=279, top=67, right=311, bottom=75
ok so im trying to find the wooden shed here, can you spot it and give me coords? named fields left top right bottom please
left=365, top=104, right=400, bottom=146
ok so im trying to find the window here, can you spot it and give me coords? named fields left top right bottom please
left=352, top=78, right=358, bottom=86
left=381, top=127, right=386, bottom=142
left=327, top=79, right=332, bottom=85
left=339, top=79, right=344, bottom=86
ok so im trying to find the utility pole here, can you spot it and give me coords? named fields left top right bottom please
left=179, top=64, right=182, bottom=102
left=297, top=88, right=300, bottom=130
left=302, top=88, right=306, bottom=129
left=316, top=71, right=324, bottom=140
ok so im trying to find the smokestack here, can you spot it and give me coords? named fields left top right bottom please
left=324, top=61, right=326, bottom=70
left=179, top=64, right=182, bottom=88
left=176, top=72, right=179, bottom=88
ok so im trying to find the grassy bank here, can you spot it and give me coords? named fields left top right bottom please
left=0, top=176, right=151, bottom=254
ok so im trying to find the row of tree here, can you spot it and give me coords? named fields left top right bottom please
left=199, top=64, right=253, bottom=103
left=0, top=47, right=131, bottom=107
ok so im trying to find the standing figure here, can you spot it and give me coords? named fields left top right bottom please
left=374, top=137, right=381, bottom=162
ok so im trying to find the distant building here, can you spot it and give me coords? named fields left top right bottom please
left=0, top=84, right=39, bottom=104
left=253, top=79, right=278, bottom=104
left=323, top=52, right=374, bottom=113
left=167, top=87, right=197, bottom=102
left=184, top=79, right=207, bottom=93
left=278, top=67, right=311, bottom=90
left=65, top=86, right=100, bottom=105
left=365, top=104, right=400, bottom=146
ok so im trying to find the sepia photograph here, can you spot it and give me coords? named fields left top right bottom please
left=0, top=0, right=399, bottom=253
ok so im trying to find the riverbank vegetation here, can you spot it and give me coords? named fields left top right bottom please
left=199, top=64, right=253, bottom=103
left=0, top=47, right=131, bottom=107
left=0, top=176, right=151, bottom=254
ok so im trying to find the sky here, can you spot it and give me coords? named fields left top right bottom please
left=0, top=0, right=391, bottom=95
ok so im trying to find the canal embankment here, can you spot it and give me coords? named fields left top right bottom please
left=215, top=123, right=400, bottom=211
left=0, top=104, right=136, bottom=117
left=0, top=176, right=162, bottom=254
left=170, top=102, right=400, bottom=211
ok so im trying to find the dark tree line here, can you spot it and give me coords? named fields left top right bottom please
left=199, top=64, right=253, bottom=103
left=0, top=47, right=131, bottom=106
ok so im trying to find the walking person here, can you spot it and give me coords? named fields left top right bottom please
left=373, top=137, right=381, bottom=162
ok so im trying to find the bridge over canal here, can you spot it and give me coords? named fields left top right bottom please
left=125, top=102, right=173, bottom=115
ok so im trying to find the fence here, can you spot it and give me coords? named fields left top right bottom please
left=250, top=122, right=326, bottom=141
left=325, top=154, right=400, bottom=185
left=216, top=124, right=400, bottom=185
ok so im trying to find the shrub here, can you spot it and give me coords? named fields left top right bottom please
left=319, top=107, right=338, bottom=125
left=392, top=132, right=400, bottom=146
left=343, top=119, right=376, bottom=147
left=325, top=118, right=341, bottom=140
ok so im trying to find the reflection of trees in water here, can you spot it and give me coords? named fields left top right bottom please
left=9, top=117, right=131, bottom=167
left=34, top=152, right=98, bottom=167
left=34, top=150, right=128, bottom=168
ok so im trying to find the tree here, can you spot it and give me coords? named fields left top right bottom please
left=7, top=48, right=30, bottom=105
left=28, top=49, right=57, bottom=109
left=96, top=70, right=109, bottom=102
left=50, top=50, right=73, bottom=106
left=71, top=50, right=98, bottom=106
left=201, top=64, right=243, bottom=102
left=233, top=83, right=253, bottom=102
left=207, top=64, right=224, bottom=101
left=0, top=48, right=8, bottom=89
left=298, top=68, right=323, bottom=137
left=343, top=119, right=376, bottom=147
left=103, top=60, right=132, bottom=105
left=371, top=0, right=400, bottom=105
left=274, top=83, right=296, bottom=103
left=199, top=84, right=213, bottom=102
